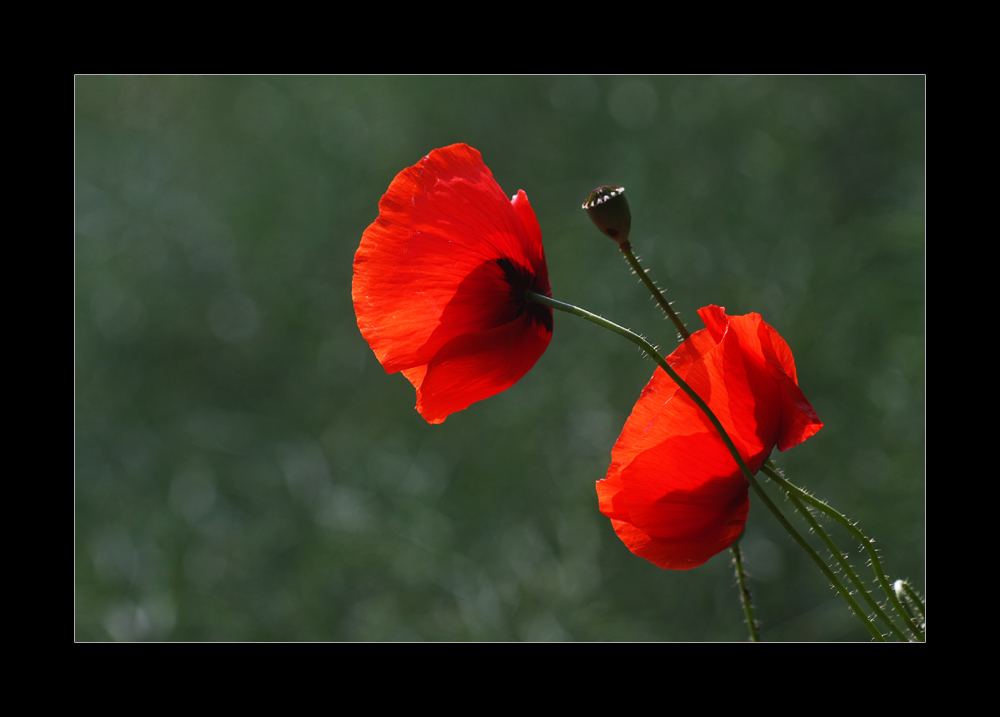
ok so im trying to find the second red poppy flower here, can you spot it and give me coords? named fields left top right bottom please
left=597, top=306, right=824, bottom=570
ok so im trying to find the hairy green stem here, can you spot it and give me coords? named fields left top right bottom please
left=760, top=463, right=925, bottom=641
left=525, top=291, right=886, bottom=641
left=895, top=584, right=918, bottom=624
left=730, top=541, right=760, bottom=642
left=899, top=581, right=926, bottom=621
left=785, top=491, right=908, bottom=641
left=620, top=247, right=690, bottom=341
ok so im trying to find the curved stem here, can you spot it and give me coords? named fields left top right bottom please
left=785, top=490, right=910, bottom=641
left=894, top=583, right=918, bottom=625
left=730, top=541, right=760, bottom=642
left=900, top=581, right=926, bottom=621
left=760, top=463, right=925, bottom=641
left=525, top=292, right=748, bottom=483
left=620, top=247, right=690, bottom=341
left=526, top=291, right=887, bottom=641
left=738, top=467, right=886, bottom=640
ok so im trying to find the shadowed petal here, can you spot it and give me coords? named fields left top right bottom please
left=414, top=315, right=551, bottom=424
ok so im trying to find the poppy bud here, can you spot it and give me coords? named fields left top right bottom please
left=583, top=185, right=631, bottom=250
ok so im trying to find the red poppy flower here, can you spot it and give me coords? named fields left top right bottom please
left=597, top=306, right=823, bottom=570
left=353, top=144, right=552, bottom=424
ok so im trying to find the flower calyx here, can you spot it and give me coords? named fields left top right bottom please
left=583, top=185, right=632, bottom=250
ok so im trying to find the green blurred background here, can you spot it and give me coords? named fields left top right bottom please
left=76, top=76, right=924, bottom=641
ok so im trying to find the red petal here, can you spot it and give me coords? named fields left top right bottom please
left=400, top=364, right=427, bottom=390
left=756, top=321, right=824, bottom=451
left=620, top=431, right=750, bottom=545
left=412, top=314, right=551, bottom=424
left=610, top=483, right=748, bottom=571
left=596, top=468, right=629, bottom=522
left=705, top=310, right=783, bottom=458
left=510, top=189, right=550, bottom=295
left=608, top=520, right=700, bottom=571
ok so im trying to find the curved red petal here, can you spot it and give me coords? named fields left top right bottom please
left=510, top=189, right=550, bottom=296
left=707, top=311, right=783, bottom=458
left=412, top=314, right=551, bottom=424
left=596, top=469, right=629, bottom=522
left=611, top=488, right=748, bottom=571
left=756, top=321, right=824, bottom=451
left=353, top=144, right=543, bottom=374
left=400, top=364, right=427, bottom=390
left=609, top=519, right=710, bottom=571
left=620, top=431, right=749, bottom=544
left=758, top=319, right=798, bottom=384
left=698, top=304, right=730, bottom=342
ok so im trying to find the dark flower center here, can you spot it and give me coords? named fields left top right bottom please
left=496, top=258, right=553, bottom=333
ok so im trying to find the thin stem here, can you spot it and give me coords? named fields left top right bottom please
left=737, top=465, right=886, bottom=640
left=730, top=541, right=760, bottom=642
left=785, top=490, right=910, bottom=641
left=526, top=291, right=886, bottom=641
left=894, top=584, right=918, bottom=625
left=900, top=581, right=926, bottom=621
left=760, top=463, right=925, bottom=641
left=620, top=247, right=690, bottom=341
left=525, top=292, right=748, bottom=484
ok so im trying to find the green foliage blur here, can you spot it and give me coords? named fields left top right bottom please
left=76, top=76, right=924, bottom=641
